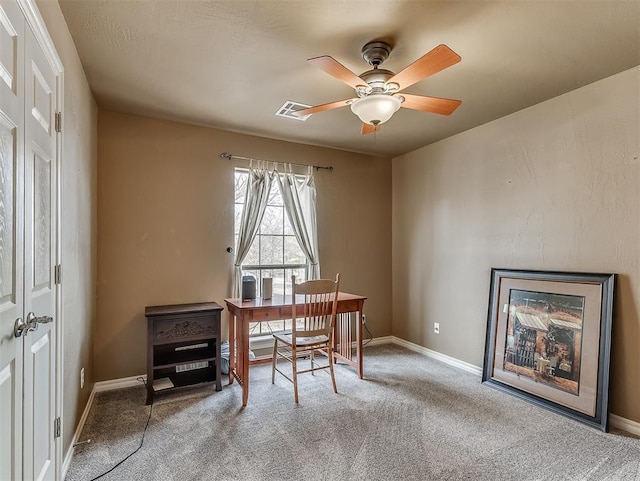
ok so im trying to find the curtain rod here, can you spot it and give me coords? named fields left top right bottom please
left=220, top=152, right=333, bottom=172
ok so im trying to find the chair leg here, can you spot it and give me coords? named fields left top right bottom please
left=328, top=348, right=338, bottom=394
left=310, top=349, right=315, bottom=375
left=292, top=347, right=299, bottom=403
left=271, top=338, right=278, bottom=384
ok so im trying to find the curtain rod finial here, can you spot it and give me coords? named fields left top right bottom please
left=220, top=152, right=232, bottom=160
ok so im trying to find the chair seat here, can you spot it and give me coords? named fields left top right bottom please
left=273, top=332, right=329, bottom=347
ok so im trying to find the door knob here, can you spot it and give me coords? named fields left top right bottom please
left=26, top=312, right=53, bottom=325
left=24, top=312, right=54, bottom=334
left=14, top=317, right=26, bottom=338
left=14, top=313, right=53, bottom=337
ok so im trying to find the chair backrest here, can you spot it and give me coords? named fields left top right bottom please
left=291, top=274, right=340, bottom=339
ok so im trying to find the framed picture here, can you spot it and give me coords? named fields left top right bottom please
left=482, top=268, right=615, bottom=431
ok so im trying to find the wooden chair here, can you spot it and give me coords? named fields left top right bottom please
left=271, top=274, right=341, bottom=403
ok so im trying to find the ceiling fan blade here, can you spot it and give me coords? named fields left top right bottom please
left=361, top=123, right=381, bottom=135
left=388, top=44, right=461, bottom=91
left=294, top=98, right=355, bottom=117
left=400, top=94, right=462, bottom=116
left=308, top=55, right=365, bottom=89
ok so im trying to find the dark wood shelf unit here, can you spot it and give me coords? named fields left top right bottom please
left=144, top=301, right=223, bottom=404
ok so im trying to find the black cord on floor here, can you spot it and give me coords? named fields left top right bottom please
left=363, top=315, right=374, bottom=346
left=88, top=377, right=153, bottom=481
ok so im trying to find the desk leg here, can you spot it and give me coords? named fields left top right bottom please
left=357, top=308, right=363, bottom=379
left=228, top=312, right=236, bottom=385
left=237, top=315, right=244, bottom=386
left=240, top=315, right=250, bottom=406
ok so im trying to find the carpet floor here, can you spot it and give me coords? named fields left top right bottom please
left=65, top=344, right=640, bottom=481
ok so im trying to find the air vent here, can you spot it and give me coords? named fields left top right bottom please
left=275, top=101, right=311, bottom=121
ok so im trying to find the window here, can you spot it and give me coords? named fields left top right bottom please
left=234, top=168, right=308, bottom=336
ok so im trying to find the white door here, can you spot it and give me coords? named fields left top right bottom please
left=22, top=20, right=58, bottom=481
left=0, top=1, right=26, bottom=479
left=0, top=1, right=58, bottom=480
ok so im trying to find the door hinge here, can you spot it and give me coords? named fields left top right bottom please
left=54, top=417, right=61, bottom=438
left=55, top=112, right=61, bottom=133
left=54, top=264, right=61, bottom=285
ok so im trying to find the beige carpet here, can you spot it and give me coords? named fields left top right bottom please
left=65, top=344, right=640, bottom=480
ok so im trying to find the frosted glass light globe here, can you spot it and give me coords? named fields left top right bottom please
left=350, top=94, right=402, bottom=125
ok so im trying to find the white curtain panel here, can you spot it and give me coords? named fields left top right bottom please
left=233, top=162, right=274, bottom=297
left=277, top=165, right=320, bottom=279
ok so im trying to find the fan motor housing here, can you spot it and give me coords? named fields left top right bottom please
left=359, top=68, right=395, bottom=93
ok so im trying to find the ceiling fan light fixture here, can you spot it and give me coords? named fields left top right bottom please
left=350, top=94, right=402, bottom=126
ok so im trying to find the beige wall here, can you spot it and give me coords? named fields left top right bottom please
left=392, top=67, right=640, bottom=422
left=96, top=111, right=392, bottom=381
left=37, top=0, right=98, bottom=454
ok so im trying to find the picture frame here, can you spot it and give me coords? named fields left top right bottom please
left=482, top=268, right=615, bottom=431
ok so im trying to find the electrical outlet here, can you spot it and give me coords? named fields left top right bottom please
left=434, top=322, right=440, bottom=334
left=80, top=368, right=85, bottom=389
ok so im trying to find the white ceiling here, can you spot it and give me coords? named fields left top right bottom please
left=58, top=1, right=640, bottom=157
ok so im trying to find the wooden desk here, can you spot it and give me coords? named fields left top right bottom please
left=224, top=292, right=367, bottom=406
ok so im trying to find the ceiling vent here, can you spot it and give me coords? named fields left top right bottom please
left=275, top=101, right=312, bottom=121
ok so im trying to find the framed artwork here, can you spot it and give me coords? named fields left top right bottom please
left=482, top=268, right=615, bottom=431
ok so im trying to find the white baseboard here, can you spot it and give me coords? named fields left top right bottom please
left=610, top=413, right=640, bottom=436
left=389, top=336, right=483, bottom=376
left=94, top=374, right=146, bottom=392
left=365, top=335, right=394, bottom=346
left=61, top=385, right=96, bottom=480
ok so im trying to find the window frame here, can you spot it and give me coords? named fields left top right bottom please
left=234, top=168, right=310, bottom=337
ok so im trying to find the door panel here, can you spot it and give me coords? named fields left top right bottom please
left=30, top=63, right=51, bottom=134
left=0, top=118, right=17, bottom=298
left=0, top=0, right=19, bottom=93
left=0, top=0, right=24, bottom=479
left=33, top=150, right=51, bottom=289
left=22, top=20, right=57, bottom=481
left=0, top=362, right=18, bottom=481
left=29, top=332, right=52, bottom=480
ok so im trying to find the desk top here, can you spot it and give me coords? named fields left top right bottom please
left=224, top=292, right=366, bottom=310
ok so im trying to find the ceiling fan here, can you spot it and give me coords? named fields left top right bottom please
left=295, top=41, right=462, bottom=135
